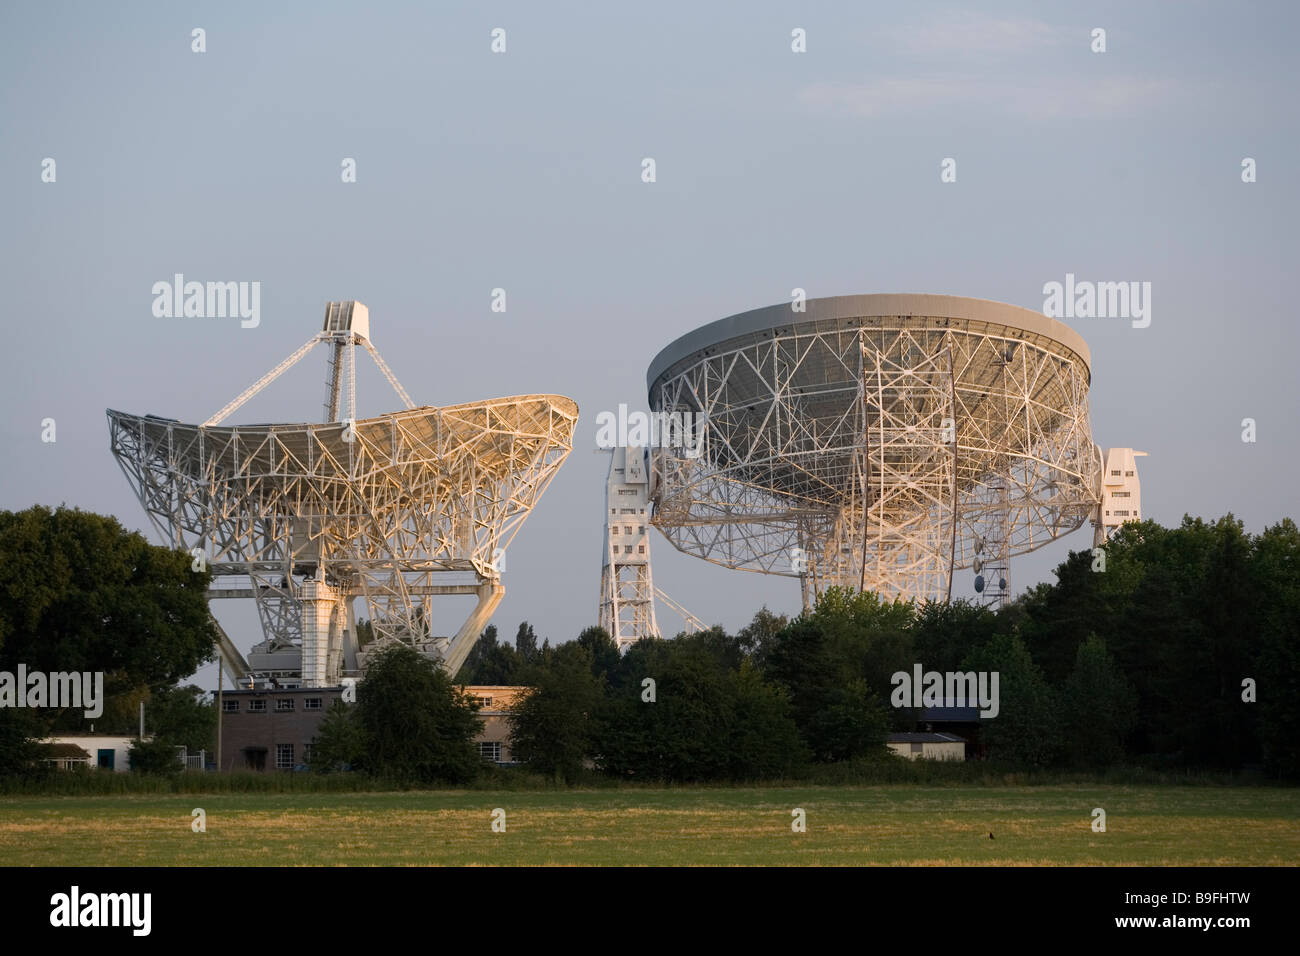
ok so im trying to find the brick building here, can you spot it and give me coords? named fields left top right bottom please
left=463, top=686, right=527, bottom=764
left=216, top=684, right=527, bottom=771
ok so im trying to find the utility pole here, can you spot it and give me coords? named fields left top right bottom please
left=216, top=649, right=224, bottom=773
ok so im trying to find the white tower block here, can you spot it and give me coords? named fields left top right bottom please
left=1094, top=447, right=1148, bottom=545
left=599, top=446, right=660, bottom=649
left=299, top=576, right=343, bottom=688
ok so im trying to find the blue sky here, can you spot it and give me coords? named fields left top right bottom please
left=3, top=2, right=1297, bottom=689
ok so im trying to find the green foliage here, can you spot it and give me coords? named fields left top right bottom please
left=1060, top=635, right=1137, bottom=768
left=147, top=684, right=216, bottom=753
left=128, top=736, right=182, bottom=776
left=455, top=624, right=523, bottom=685
left=0, top=506, right=217, bottom=696
left=0, top=708, right=48, bottom=777
left=756, top=591, right=898, bottom=760
left=726, top=661, right=809, bottom=778
left=354, top=644, right=482, bottom=785
left=962, top=632, right=1060, bottom=767
left=735, top=606, right=788, bottom=655
left=308, top=699, right=366, bottom=773
left=514, top=621, right=540, bottom=664
left=910, top=599, right=1000, bottom=674
left=507, top=643, right=604, bottom=783
left=1018, top=514, right=1281, bottom=771
left=597, top=632, right=806, bottom=781
left=573, top=626, right=620, bottom=679
left=1254, top=519, right=1300, bottom=778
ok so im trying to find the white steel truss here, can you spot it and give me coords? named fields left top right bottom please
left=648, top=306, right=1103, bottom=604
left=109, top=302, right=577, bottom=685
left=598, top=446, right=703, bottom=648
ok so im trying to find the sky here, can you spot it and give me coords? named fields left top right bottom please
left=2, top=1, right=1297, bottom=691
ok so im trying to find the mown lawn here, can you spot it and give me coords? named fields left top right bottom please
left=1, top=785, right=1296, bottom=866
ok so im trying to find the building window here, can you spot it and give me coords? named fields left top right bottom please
left=612, top=526, right=619, bottom=534
left=624, top=526, right=632, bottom=535
left=638, top=526, right=644, bottom=534
left=302, top=744, right=312, bottom=764
left=1112, top=491, right=1130, bottom=498
left=478, top=741, right=502, bottom=762
left=276, top=699, right=294, bottom=712
left=638, top=545, right=645, bottom=554
left=304, top=698, right=322, bottom=710
left=475, top=696, right=493, bottom=708
left=275, top=744, right=294, bottom=769
left=624, top=546, right=632, bottom=554
left=1125, top=470, right=1135, bottom=476
left=248, top=699, right=266, bottom=713
left=910, top=742, right=923, bottom=754
left=222, top=699, right=239, bottom=713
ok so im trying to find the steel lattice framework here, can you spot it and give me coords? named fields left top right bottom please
left=647, top=294, right=1104, bottom=604
left=108, top=302, right=577, bottom=685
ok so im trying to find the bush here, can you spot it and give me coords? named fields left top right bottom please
left=128, top=736, right=182, bottom=776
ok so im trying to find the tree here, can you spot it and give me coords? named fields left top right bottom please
left=456, top=624, right=523, bottom=685
left=1253, top=519, right=1300, bottom=779
left=146, top=684, right=216, bottom=754
left=961, top=633, right=1060, bottom=767
left=309, top=699, right=366, bottom=773
left=0, top=709, right=47, bottom=777
left=508, top=642, right=604, bottom=783
left=726, top=660, right=808, bottom=778
left=0, top=506, right=217, bottom=698
left=573, top=626, right=620, bottom=679
left=599, top=636, right=735, bottom=781
left=354, top=644, right=482, bottom=784
left=736, top=607, right=788, bottom=657
left=910, top=599, right=999, bottom=674
left=757, top=590, right=898, bottom=761
left=1060, top=635, right=1137, bottom=768
left=514, top=622, right=539, bottom=663
left=127, top=736, right=181, bottom=775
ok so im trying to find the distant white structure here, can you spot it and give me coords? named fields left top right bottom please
left=598, top=446, right=658, bottom=649
left=42, top=735, right=140, bottom=772
left=1094, top=448, right=1147, bottom=544
left=886, top=732, right=966, bottom=761
left=597, top=446, right=702, bottom=650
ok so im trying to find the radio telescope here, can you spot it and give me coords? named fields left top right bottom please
left=646, top=294, right=1142, bottom=607
left=108, top=301, right=577, bottom=686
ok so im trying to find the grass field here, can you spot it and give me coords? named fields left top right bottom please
left=2, top=785, right=1297, bottom=866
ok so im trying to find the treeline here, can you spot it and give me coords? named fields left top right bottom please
left=456, top=514, right=1299, bottom=782
left=0, top=506, right=218, bottom=778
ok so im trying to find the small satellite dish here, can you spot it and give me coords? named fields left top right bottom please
left=999, top=577, right=1007, bottom=590
left=973, top=558, right=984, bottom=574
left=974, top=574, right=985, bottom=593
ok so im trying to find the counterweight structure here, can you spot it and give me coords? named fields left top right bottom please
left=598, top=446, right=705, bottom=649
left=598, top=446, right=659, bottom=647
left=646, top=294, right=1141, bottom=606
left=108, top=301, right=577, bottom=686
